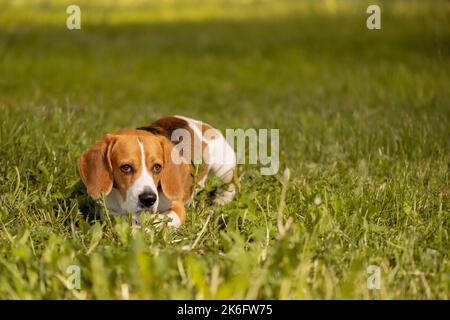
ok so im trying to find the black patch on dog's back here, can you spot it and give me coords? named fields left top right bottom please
left=137, top=116, right=191, bottom=143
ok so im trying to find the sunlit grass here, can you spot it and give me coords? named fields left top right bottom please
left=1, top=0, right=449, bottom=27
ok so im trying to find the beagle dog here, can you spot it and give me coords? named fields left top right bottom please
left=79, top=115, right=236, bottom=227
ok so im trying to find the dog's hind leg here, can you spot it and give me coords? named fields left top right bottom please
left=212, top=167, right=237, bottom=206
left=213, top=182, right=236, bottom=205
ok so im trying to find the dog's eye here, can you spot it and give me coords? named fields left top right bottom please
left=120, top=164, right=132, bottom=174
left=152, top=163, right=162, bottom=174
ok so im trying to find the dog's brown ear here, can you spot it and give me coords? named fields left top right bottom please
left=79, top=134, right=116, bottom=200
left=160, top=138, right=192, bottom=202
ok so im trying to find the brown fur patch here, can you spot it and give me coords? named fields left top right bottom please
left=170, top=200, right=186, bottom=224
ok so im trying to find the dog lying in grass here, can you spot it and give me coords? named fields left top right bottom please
left=79, top=115, right=237, bottom=227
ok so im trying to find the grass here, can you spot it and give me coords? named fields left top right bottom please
left=0, top=0, right=449, bottom=299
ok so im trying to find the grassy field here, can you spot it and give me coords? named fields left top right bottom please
left=0, top=0, right=449, bottom=299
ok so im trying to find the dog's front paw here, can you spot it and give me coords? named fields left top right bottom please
left=154, top=211, right=181, bottom=228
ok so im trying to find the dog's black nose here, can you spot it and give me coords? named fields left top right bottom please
left=139, top=192, right=157, bottom=208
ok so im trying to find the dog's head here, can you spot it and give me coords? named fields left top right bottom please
left=79, top=130, right=190, bottom=214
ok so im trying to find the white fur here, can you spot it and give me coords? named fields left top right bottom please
left=175, top=115, right=236, bottom=183
left=164, top=211, right=181, bottom=228
left=206, top=130, right=236, bottom=183
left=213, top=183, right=236, bottom=205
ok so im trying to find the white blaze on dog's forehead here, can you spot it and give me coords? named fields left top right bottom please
left=136, top=139, right=158, bottom=194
